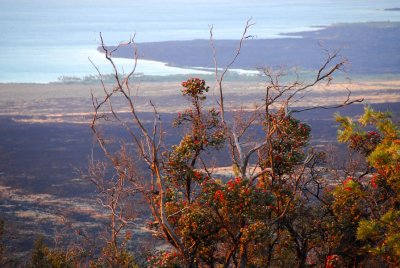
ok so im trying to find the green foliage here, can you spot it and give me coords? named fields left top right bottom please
left=29, top=237, right=73, bottom=268
left=90, top=244, right=138, bottom=268
left=333, top=106, right=400, bottom=266
left=28, top=237, right=138, bottom=268
left=356, top=219, right=380, bottom=241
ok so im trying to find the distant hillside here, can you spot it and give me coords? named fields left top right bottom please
left=103, top=22, right=400, bottom=75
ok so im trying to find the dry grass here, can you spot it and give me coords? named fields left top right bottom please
left=0, top=78, right=399, bottom=119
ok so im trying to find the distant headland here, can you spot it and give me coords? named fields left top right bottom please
left=384, top=8, right=400, bottom=11
left=100, top=22, right=400, bottom=75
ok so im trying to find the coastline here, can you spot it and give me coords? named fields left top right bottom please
left=103, top=21, right=400, bottom=75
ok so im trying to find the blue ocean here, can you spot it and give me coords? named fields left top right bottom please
left=0, top=0, right=399, bottom=83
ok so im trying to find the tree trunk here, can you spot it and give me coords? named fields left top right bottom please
left=238, top=243, right=248, bottom=268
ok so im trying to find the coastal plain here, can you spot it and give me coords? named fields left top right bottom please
left=1, top=76, right=400, bottom=118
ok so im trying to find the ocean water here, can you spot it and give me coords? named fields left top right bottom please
left=0, top=0, right=399, bottom=83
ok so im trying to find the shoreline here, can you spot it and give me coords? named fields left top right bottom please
left=103, top=21, right=400, bottom=75
left=1, top=21, right=398, bottom=84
